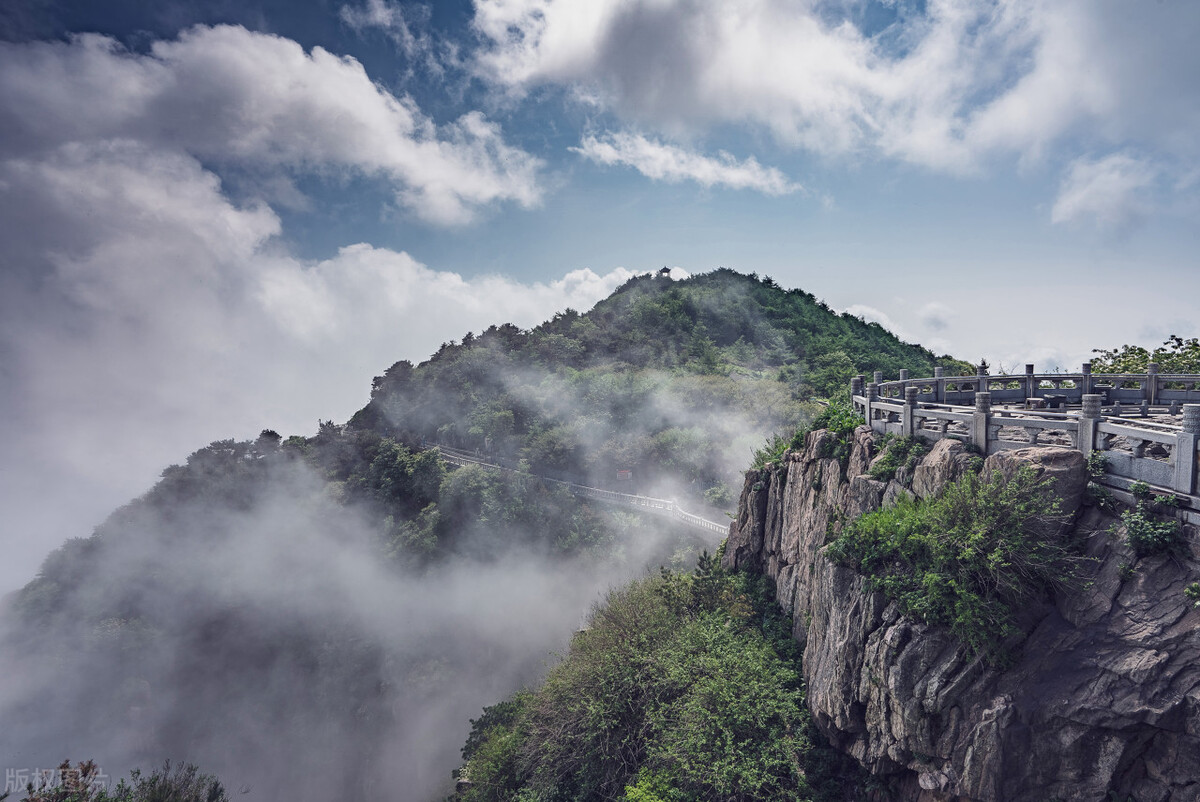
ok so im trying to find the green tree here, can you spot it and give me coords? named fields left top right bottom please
left=458, top=559, right=863, bottom=802
left=1091, top=335, right=1200, bottom=373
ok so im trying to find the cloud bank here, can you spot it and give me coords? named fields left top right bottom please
left=471, top=0, right=1200, bottom=221
left=0, top=25, right=632, bottom=593
left=0, top=24, right=542, bottom=225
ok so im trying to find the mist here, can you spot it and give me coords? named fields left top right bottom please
left=0, top=439, right=718, bottom=801
left=368, top=279, right=814, bottom=517
left=0, top=27, right=640, bottom=592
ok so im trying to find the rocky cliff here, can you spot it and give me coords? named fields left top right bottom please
left=723, top=426, right=1200, bottom=802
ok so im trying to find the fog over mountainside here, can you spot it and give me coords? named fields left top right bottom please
left=0, top=270, right=966, bottom=801
left=2, top=435, right=704, bottom=801
left=356, top=270, right=969, bottom=505
left=1, top=1, right=1196, bottom=798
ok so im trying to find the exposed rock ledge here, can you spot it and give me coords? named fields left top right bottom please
left=723, top=427, right=1200, bottom=802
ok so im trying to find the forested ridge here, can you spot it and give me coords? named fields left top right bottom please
left=2, top=268, right=968, bottom=802
left=354, top=268, right=969, bottom=507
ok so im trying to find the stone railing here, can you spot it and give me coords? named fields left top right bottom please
left=865, top=362, right=1200, bottom=411
left=850, top=366, right=1200, bottom=518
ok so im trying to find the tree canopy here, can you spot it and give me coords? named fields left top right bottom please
left=1091, top=335, right=1200, bottom=374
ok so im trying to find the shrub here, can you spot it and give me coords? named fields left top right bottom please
left=751, top=399, right=863, bottom=470
left=1156, top=493, right=1181, bottom=509
left=750, top=432, right=791, bottom=469
left=826, top=466, right=1084, bottom=657
left=1121, top=504, right=1181, bottom=557
left=458, top=557, right=864, bottom=802
left=1086, top=482, right=1118, bottom=513
left=1128, top=481, right=1152, bottom=501
left=1186, top=582, right=1200, bottom=608
left=867, top=435, right=929, bottom=483
left=703, top=483, right=734, bottom=509
left=1086, top=451, right=1108, bottom=481
left=9, top=760, right=228, bottom=802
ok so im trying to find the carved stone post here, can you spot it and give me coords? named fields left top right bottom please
left=1079, top=394, right=1102, bottom=455
left=1175, top=404, right=1200, bottom=494
left=866, top=382, right=879, bottom=432
left=873, top=370, right=883, bottom=385
left=1081, top=361, right=1092, bottom=396
left=851, top=375, right=864, bottom=398
left=1147, top=362, right=1159, bottom=406
left=902, top=386, right=919, bottom=438
left=973, top=391, right=991, bottom=452
left=934, top=366, right=945, bottom=403
left=1025, top=363, right=1036, bottom=401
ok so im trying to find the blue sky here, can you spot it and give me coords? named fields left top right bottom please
left=1, top=0, right=1198, bottom=590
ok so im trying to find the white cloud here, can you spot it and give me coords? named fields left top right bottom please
left=471, top=0, right=1200, bottom=182
left=258, top=245, right=635, bottom=348
left=339, top=0, right=457, bottom=78
left=573, top=132, right=799, bottom=195
left=340, top=0, right=413, bottom=39
left=1050, top=152, right=1158, bottom=230
left=843, top=303, right=912, bottom=342
left=918, top=301, right=953, bottom=332
left=0, top=25, right=541, bottom=224
left=0, top=137, right=623, bottom=593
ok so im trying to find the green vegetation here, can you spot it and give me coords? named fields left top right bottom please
left=458, top=553, right=865, bottom=802
left=6, top=269, right=974, bottom=801
left=1119, top=481, right=1183, bottom=557
left=751, top=399, right=863, bottom=470
left=1121, top=502, right=1182, bottom=558
left=356, top=270, right=967, bottom=504
left=1083, top=452, right=1118, bottom=511
left=826, top=467, right=1083, bottom=657
left=18, top=428, right=632, bottom=623
left=867, top=435, right=930, bottom=483
left=10, top=428, right=709, bottom=802
left=3, top=760, right=226, bottom=802
left=1091, top=334, right=1200, bottom=374
left=1186, top=582, right=1200, bottom=608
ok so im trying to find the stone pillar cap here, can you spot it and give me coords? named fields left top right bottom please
left=1182, top=404, right=1200, bottom=434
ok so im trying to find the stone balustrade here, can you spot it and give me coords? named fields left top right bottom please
left=854, top=363, right=1200, bottom=410
left=850, top=365, right=1200, bottom=515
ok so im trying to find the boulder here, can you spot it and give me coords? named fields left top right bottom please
left=846, top=425, right=877, bottom=480
left=911, top=438, right=978, bottom=500
left=981, top=447, right=1087, bottom=521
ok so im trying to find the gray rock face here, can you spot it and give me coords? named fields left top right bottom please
left=911, top=439, right=977, bottom=500
left=980, top=447, right=1088, bottom=521
left=723, top=426, right=1200, bottom=802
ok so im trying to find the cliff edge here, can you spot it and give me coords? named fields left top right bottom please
left=723, top=426, right=1200, bottom=802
